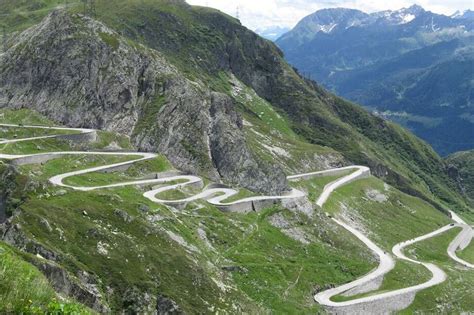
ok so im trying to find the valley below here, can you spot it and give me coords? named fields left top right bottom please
left=277, top=5, right=474, bottom=156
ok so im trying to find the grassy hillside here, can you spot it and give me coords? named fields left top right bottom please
left=0, top=242, right=89, bottom=313
left=0, top=0, right=470, bottom=214
left=0, top=1, right=473, bottom=311
left=400, top=229, right=474, bottom=313
left=0, top=0, right=69, bottom=33
left=0, top=113, right=378, bottom=312
left=1, top=110, right=472, bottom=312
left=321, top=176, right=473, bottom=311
left=458, top=241, right=474, bottom=265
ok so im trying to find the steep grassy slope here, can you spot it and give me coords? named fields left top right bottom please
left=0, top=0, right=70, bottom=33
left=400, top=229, right=474, bottom=313
left=0, top=121, right=250, bottom=312
left=0, top=3, right=472, bottom=311
left=0, top=242, right=89, bottom=313
left=1, top=111, right=472, bottom=312
left=323, top=176, right=454, bottom=247
left=321, top=177, right=474, bottom=311
left=0, top=113, right=380, bottom=313
left=458, top=241, right=474, bottom=264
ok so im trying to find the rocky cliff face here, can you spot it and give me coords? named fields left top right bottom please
left=0, top=193, right=6, bottom=224
left=0, top=163, right=25, bottom=224
left=446, top=150, right=474, bottom=206
left=0, top=10, right=287, bottom=194
left=209, top=92, right=288, bottom=192
left=0, top=11, right=160, bottom=134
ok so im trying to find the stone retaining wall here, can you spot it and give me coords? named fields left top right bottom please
left=142, top=171, right=184, bottom=180
left=217, top=199, right=277, bottom=213
left=98, top=163, right=133, bottom=173
left=57, top=130, right=97, bottom=143
left=290, top=168, right=354, bottom=181
left=12, top=153, right=62, bottom=166
left=326, top=291, right=416, bottom=315
left=342, top=274, right=384, bottom=297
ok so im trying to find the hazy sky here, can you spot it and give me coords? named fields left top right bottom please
left=185, top=0, right=473, bottom=30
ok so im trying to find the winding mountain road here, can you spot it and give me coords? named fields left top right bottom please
left=1, top=122, right=472, bottom=313
left=0, top=123, right=352, bottom=211
left=0, top=123, right=95, bottom=145
left=447, top=211, right=474, bottom=268
left=313, top=165, right=474, bottom=312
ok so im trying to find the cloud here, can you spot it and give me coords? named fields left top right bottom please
left=186, top=0, right=473, bottom=30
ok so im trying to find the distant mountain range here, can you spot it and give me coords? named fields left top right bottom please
left=276, top=5, right=474, bottom=156
left=256, top=26, right=291, bottom=41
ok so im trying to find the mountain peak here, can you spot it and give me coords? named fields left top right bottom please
left=292, top=7, right=368, bottom=36
left=451, top=10, right=460, bottom=17
left=303, top=7, right=367, bottom=22
left=371, top=5, right=425, bottom=25
left=452, top=9, right=474, bottom=20
left=405, top=4, right=425, bottom=14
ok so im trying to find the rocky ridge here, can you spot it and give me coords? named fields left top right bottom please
left=0, top=10, right=287, bottom=194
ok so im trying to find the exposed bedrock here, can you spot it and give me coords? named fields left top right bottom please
left=209, top=92, right=288, bottom=194
left=341, top=274, right=384, bottom=297
left=0, top=193, right=6, bottom=224
left=0, top=10, right=286, bottom=194
left=0, top=220, right=110, bottom=312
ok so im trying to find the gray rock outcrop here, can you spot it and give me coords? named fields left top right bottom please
left=209, top=92, right=288, bottom=193
left=0, top=193, right=6, bottom=224
left=0, top=220, right=109, bottom=312
left=0, top=10, right=287, bottom=194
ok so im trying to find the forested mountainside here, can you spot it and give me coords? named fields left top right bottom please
left=277, top=5, right=474, bottom=155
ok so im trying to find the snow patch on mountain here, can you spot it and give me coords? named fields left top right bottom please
left=318, top=23, right=338, bottom=33
left=401, top=14, right=416, bottom=24
left=452, top=10, right=463, bottom=18
left=372, top=5, right=423, bottom=25
left=452, top=10, right=474, bottom=20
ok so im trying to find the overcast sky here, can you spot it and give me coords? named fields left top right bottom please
left=186, top=0, right=473, bottom=30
